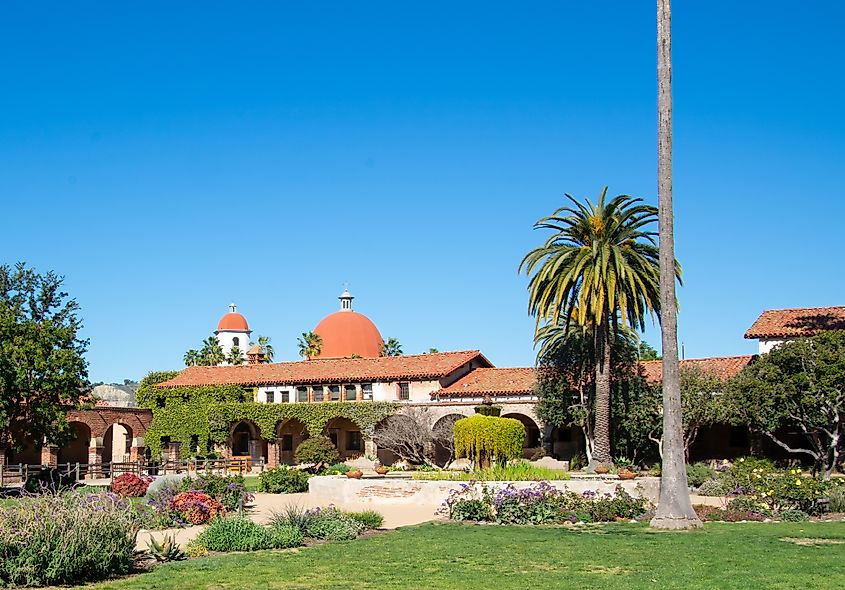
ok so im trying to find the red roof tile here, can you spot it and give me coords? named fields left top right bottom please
left=432, top=368, right=536, bottom=398
left=157, top=350, right=491, bottom=388
left=639, top=355, right=754, bottom=384
left=744, top=306, right=845, bottom=339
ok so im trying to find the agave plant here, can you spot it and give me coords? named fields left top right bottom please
left=147, top=533, right=187, bottom=562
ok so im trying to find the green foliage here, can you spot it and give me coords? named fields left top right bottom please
left=297, top=331, right=322, bottom=359
left=829, top=485, right=845, bottom=513
left=194, top=517, right=303, bottom=552
left=686, top=463, right=717, bottom=488
left=728, top=331, right=845, bottom=476
left=179, top=473, right=252, bottom=511
left=258, top=466, right=310, bottom=493
left=473, top=405, right=502, bottom=417
left=136, top=373, right=398, bottom=457
left=380, top=337, right=403, bottom=357
left=294, top=436, right=340, bottom=465
left=696, top=478, right=727, bottom=497
left=304, top=507, right=364, bottom=541
left=346, top=510, right=384, bottom=530
left=778, top=509, right=810, bottom=522
left=0, top=262, right=90, bottom=449
left=637, top=341, right=660, bottom=360
left=147, top=534, right=187, bottom=562
left=412, top=461, right=570, bottom=481
left=453, top=415, right=525, bottom=467
left=323, top=463, right=351, bottom=475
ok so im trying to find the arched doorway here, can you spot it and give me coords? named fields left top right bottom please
left=103, top=423, right=133, bottom=464
left=432, top=413, right=465, bottom=467
left=502, top=413, right=542, bottom=459
left=230, top=421, right=259, bottom=457
left=58, top=422, right=91, bottom=465
left=276, top=419, right=308, bottom=465
left=324, top=417, right=362, bottom=461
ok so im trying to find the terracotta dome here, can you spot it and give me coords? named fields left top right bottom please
left=217, top=304, right=249, bottom=331
left=313, top=311, right=383, bottom=358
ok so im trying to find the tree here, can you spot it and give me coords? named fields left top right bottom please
left=728, top=331, right=845, bottom=479
left=651, top=0, right=702, bottom=529
left=380, top=337, right=403, bottom=357
left=183, top=349, right=200, bottom=367
left=0, top=263, right=90, bottom=450
left=372, top=407, right=454, bottom=466
left=454, top=414, right=525, bottom=468
left=227, top=345, right=244, bottom=365
left=521, top=188, right=669, bottom=469
left=428, top=347, right=439, bottom=354
left=297, top=331, right=322, bottom=359
left=198, top=336, right=225, bottom=366
left=638, top=341, right=660, bottom=360
left=249, top=335, right=274, bottom=363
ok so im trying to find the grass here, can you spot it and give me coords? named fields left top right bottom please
left=412, top=462, right=570, bottom=481
left=242, top=476, right=261, bottom=493
left=91, top=521, right=845, bottom=589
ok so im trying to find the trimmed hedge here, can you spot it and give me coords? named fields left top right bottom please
left=454, top=414, right=525, bottom=467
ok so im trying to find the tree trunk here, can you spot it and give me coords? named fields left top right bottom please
left=589, top=323, right=612, bottom=469
left=650, top=0, right=702, bottom=530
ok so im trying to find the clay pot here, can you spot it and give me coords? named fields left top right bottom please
left=617, top=470, right=637, bottom=480
left=375, top=466, right=389, bottom=475
left=595, top=465, right=610, bottom=475
left=346, top=469, right=363, bottom=479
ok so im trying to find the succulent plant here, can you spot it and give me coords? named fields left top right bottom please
left=147, top=534, right=187, bottom=562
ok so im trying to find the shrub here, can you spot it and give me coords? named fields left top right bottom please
left=696, top=478, right=727, bottom=497
left=346, top=509, right=384, bottom=530
left=726, top=496, right=771, bottom=517
left=323, top=463, right=351, bottom=475
left=268, top=523, right=305, bottom=548
left=258, top=466, right=310, bottom=494
left=180, top=473, right=252, bottom=511
left=194, top=517, right=285, bottom=552
left=413, top=461, right=570, bottom=481
left=778, top=509, right=810, bottom=522
left=112, top=473, right=151, bottom=497
left=269, top=504, right=311, bottom=533
left=686, top=463, right=716, bottom=488
left=829, top=485, right=845, bottom=513
left=294, top=436, right=340, bottom=465
left=454, top=414, right=525, bottom=467
left=145, top=478, right=186, bottom=528
left=0, top=493, right=138, bottom=586
left=694, top=506, right=766, bottom=522
left=170, top=491, right=225, bottom=525
left=304, top=506, right=364, bottom=541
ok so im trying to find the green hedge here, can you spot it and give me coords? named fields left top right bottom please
left=137, top=372, right=400, bottom=458
left=454, top=414, right=525, bottom=467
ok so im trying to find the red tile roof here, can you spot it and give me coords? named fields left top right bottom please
left=432, top=368, right=536, bottom=399
left=744, top=306, right=845, bottom=339
left=157, top=350, right=491, bottom=388
left=639, top=355, right=754, bottom=384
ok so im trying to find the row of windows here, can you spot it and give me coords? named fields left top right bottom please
left=265, top=382, right=410, bottom=403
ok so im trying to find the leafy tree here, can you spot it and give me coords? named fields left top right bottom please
left=728, top=331, right=845, bottom=479
left=199, top=336, right=225, bottom=366
left=183, top=349, right=200, bottom=367
left=651, top=0, right=701, bottom=529
left=638, top=341, right=660, bottom=360
left=521, top=187, right=673, bottom=468
left=0, top=263, right=90, bottom=450
left=227, top=345, right=245, bottom=366
left=428, top=347, right=439, bottom=354
left=380, top=337, right=403, bottom=357
left=249, top=335, right=274, bottom=363
left=297, top=332, right=322, bottom=359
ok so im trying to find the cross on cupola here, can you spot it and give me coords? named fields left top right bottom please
left=339, top=288, right=354, bottom=311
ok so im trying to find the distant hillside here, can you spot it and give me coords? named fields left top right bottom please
left=91, top=383, right=138, bottom=408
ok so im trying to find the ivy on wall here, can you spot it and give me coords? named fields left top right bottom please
left=137, top=372, right=400, bottom=458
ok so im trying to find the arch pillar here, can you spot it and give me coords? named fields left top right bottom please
left=267, top=439, right=280, bottom=468
left=86, top=437, right=104, bottom=479
left=129, top=437, right=145, bottom=462
left=41, top=443, right=59, bottom=466
left=364, top=437, right=377, bottom=458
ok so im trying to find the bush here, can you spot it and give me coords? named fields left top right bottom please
left=0, top=493, right=139, bottom=586
left=323, top=463, right=351, bottom=475
left=413, top=461, right=570, bottom=481
left=778, top=509, right=810, bottom=522
left=112, top=473, right=151, bottom=497
left=180, top=473, right=252, bottom=511
left=686, top=463, right=716, bottom=488
left=694, top=505, right=766, bottom=522
left=170, top=491, right=225, bottom=525
left=454, top=414, right=525, bottom=467
left=696, top=478, right=727, bottom=497
left=304, top=506, right=364, bottom=541
left=193, top=517, right=302, bottom=552
left=726, top=496, right=771, bottom=517
left=829, top=485, right=845, bottom=513
left=294, top=436, right=340, bottom=465
left=258, top=466, right=310, bottom=494
left=145, top=478, right=186, bottom=528
left=346, top=509, right=384, bottom=530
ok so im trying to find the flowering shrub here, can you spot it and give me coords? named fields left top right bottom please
left=179, top=473, right=252, bottom=511
left=442, top=482, right=649, bottom=524
left=301, top=506, right=364, bottom=541
left=169, top=491, right=225, bottom=525
left=258, top=466, right=310, bottom=493
left=0, top=492, right=139, bottom=586
left=112, top=473, right=152, bottom=497
left=146, top=478, right=187, bottom=528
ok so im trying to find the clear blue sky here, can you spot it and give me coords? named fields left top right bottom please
left=2, top=2, right=843, bottom=383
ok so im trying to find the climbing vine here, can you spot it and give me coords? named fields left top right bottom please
left=137, top=371, right=400, bottom=458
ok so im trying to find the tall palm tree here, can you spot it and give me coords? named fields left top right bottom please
left=521, top=187, right=675, bottom=468
left=651, top=0, right=702, bottom=529
left=250, top=335, right=274, bottom=363
left=183, top=349, right=200, bottom=367
left=297, top=332, right=322, bottom=359
left=380, top=337, right=403, bottom=357
left=200, top=336, right=225, bottom=366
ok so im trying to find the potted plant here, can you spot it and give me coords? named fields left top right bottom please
left=375, top=464, right=389, bottom=476
left=346, top=469, right=363, bottom=479
left=595, top=464, right=610, bottom=475
left=617, top=468, right=637, bottom=480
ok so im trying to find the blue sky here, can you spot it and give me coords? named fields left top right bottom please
left=1, top=2, right=843, bottom=383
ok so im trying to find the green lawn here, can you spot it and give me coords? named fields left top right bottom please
left=91, top=521, right=845, bottom=589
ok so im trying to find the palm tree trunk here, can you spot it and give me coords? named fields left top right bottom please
left=651, top=0, right=701, bottom=529
left=589, top=323, right=613, bottom=469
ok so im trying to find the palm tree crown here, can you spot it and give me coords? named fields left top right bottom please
left=297, top=332, right=323, bottom=359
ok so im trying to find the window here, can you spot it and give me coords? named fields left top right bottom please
left=362, top=383, right=373, bottom=401
left=297, top=387, right=308, bottom=402
left=232, top=337, right=239, bottom=347
left=399, top=382, right=410, bottom=400
left=281, top=434, right=293, bottom=451
left=266, top=391, right=275, bottom=403
left=312, top=386, right=324, bottom=401
left=347, top=431, right=362, bottom=452
left=329, top=385, right=340, bottom=401
left=345, top=384, right=357, bottom=401
left=280, top=390, right=290, bottom=403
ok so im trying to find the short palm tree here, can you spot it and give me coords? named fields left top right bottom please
left=380, top=337, right=403, bottom=357
left=183, top=349, right=200, bottom=367
left=297, top=332, right=322, bottom=359
left=250, top=335, right=274, bottom=363
left=227, top=345, right=245, bottom=365
left=200, top=336, right=225, bottom=366
left=520, top=187, right=677, bottom=468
